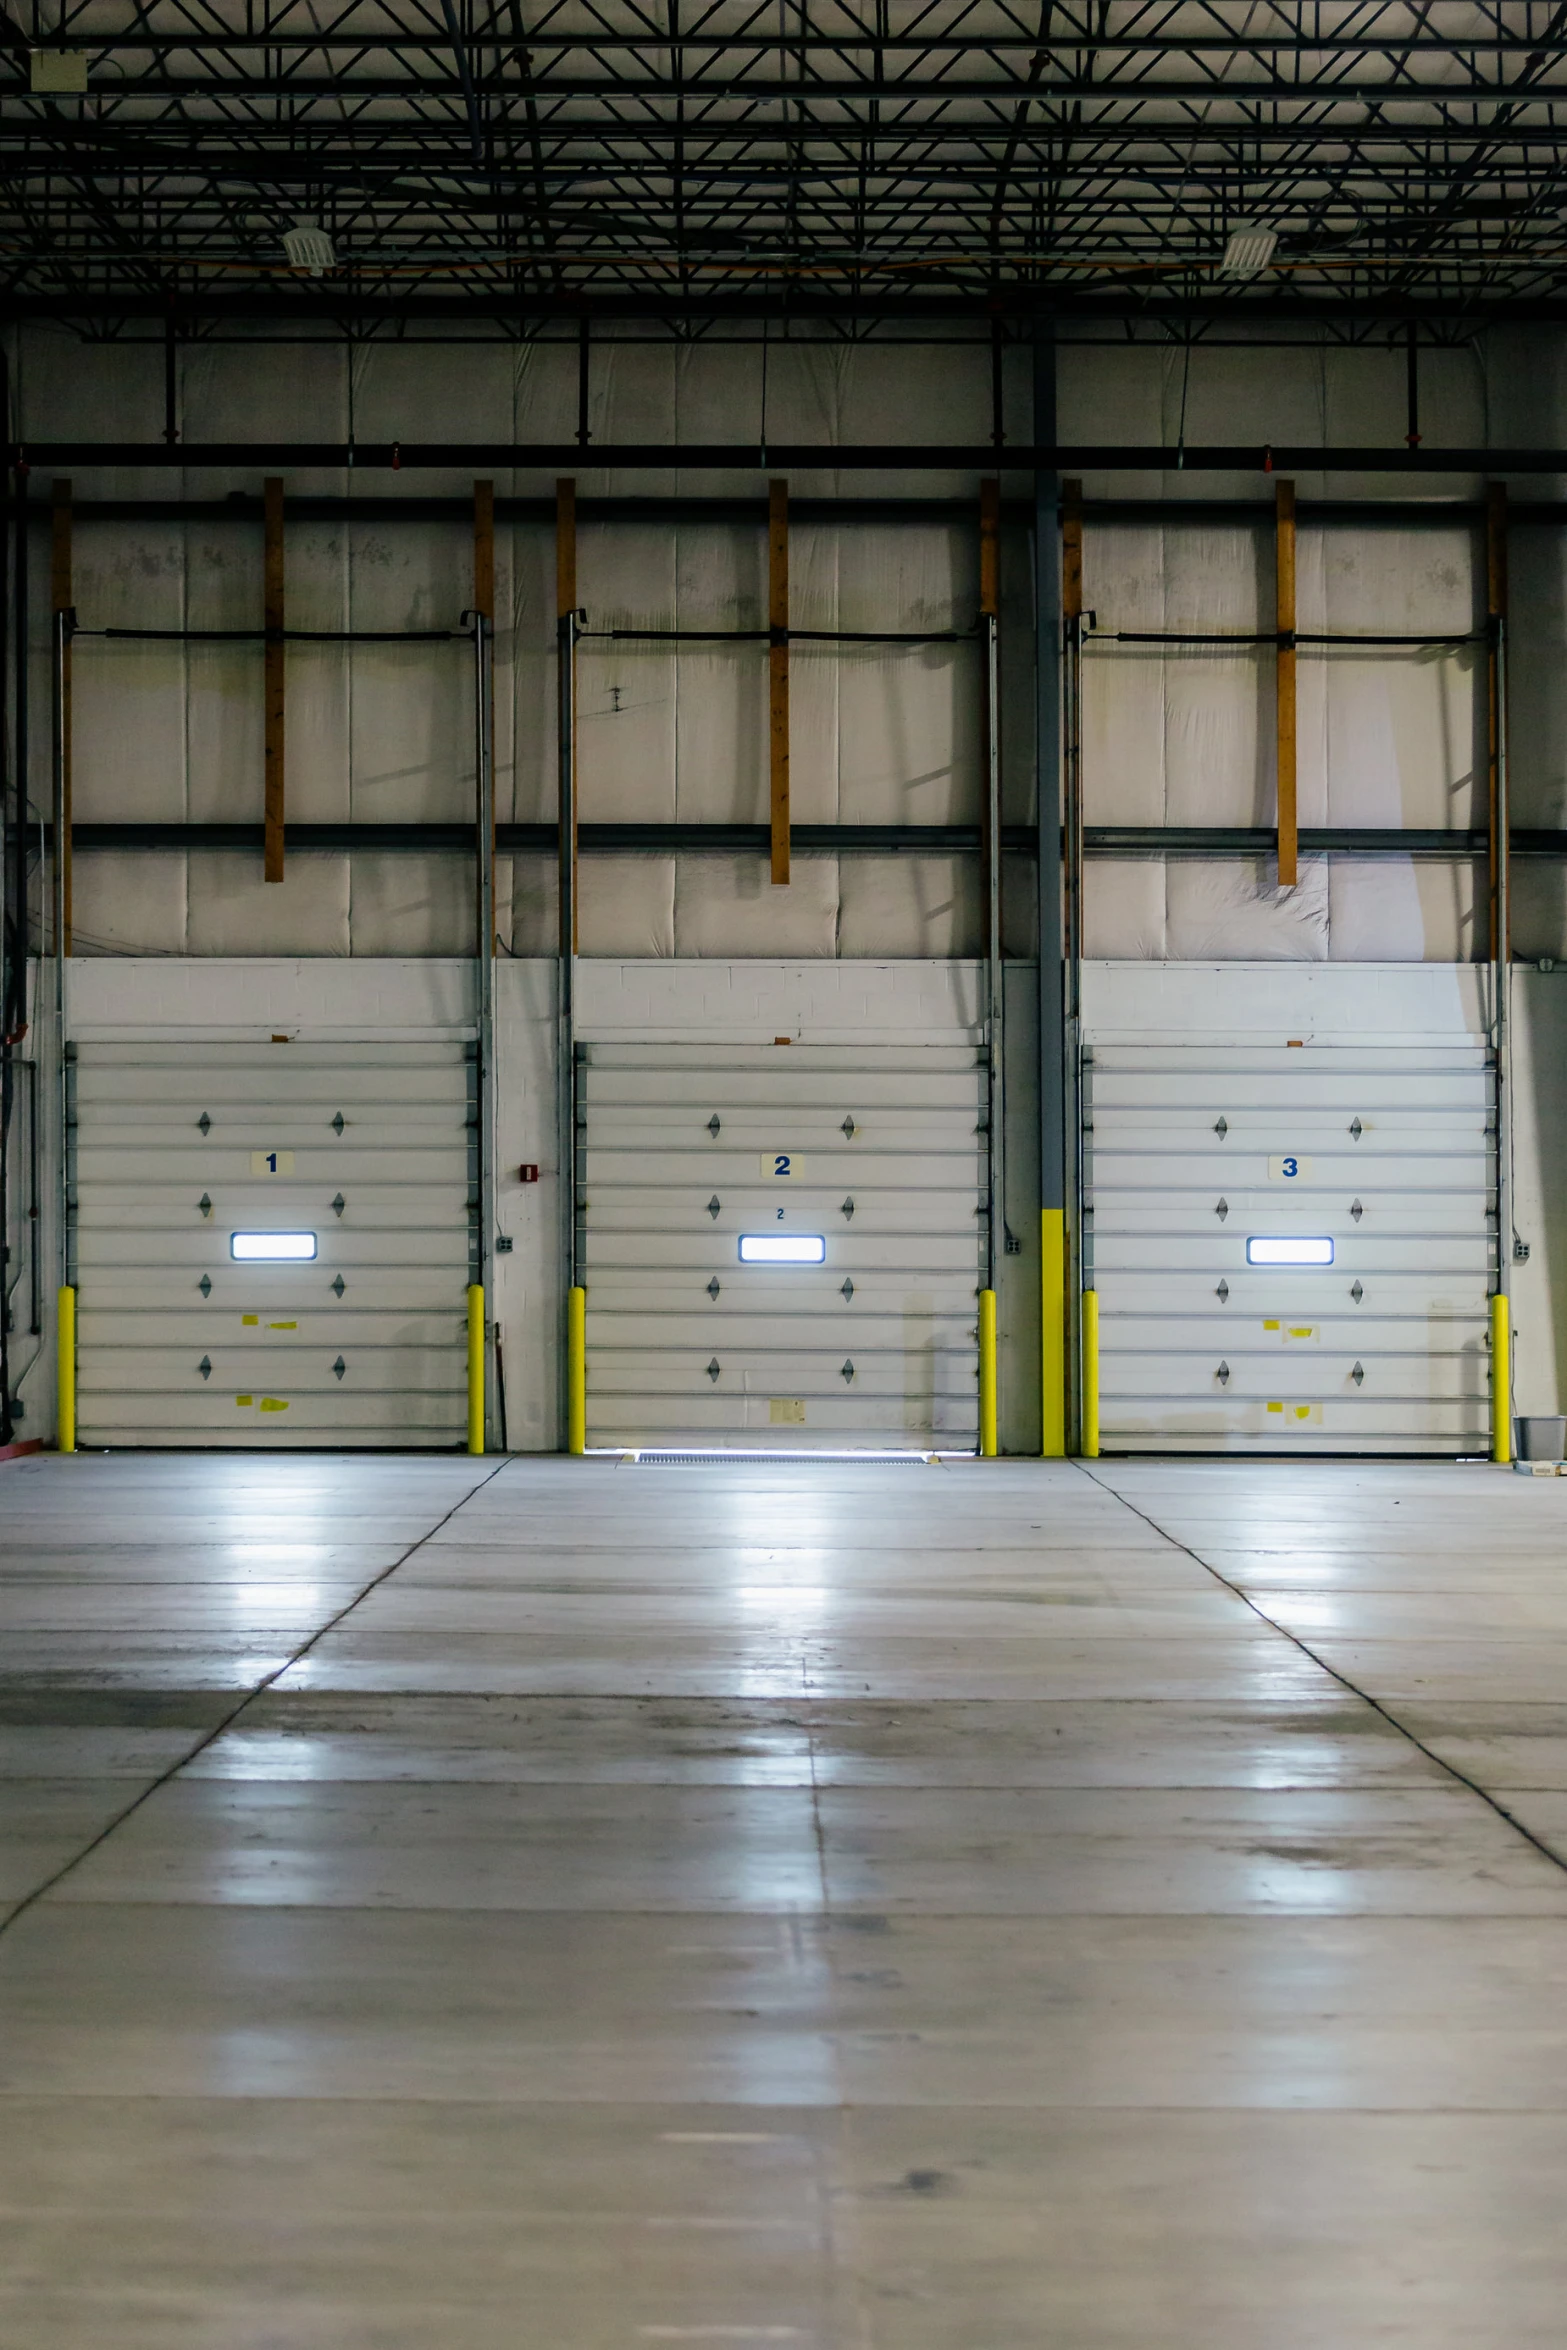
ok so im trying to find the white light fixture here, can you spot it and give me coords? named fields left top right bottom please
left=738, top=1233, right=827, bottom=1265
left=282, top=220, right=336, bottom=277
left=1220, top=223, right=1278, bottom=281
left=231, top=1231, right=317, bottom=1262
left=1247, top=1235, right=1334, bottom=1267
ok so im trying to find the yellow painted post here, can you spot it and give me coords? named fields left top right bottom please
left=56, top=1286, right=75, bottom=1454
left=567, top=1284, right=587, bottom=1455
left=978, top=1288, right=998, bottom=1457
left=1082, top=1289, right=1100, bottom=1459
left=466, top=1283, right=485, bottom=1456
left=1491, top=1292, right=1512, bottom=1464
left=1041, top=1209, right=1066, bottom=1456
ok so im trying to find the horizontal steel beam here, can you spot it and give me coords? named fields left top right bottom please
left=23, top=75, right=1567, bottom=105
left=16, top=441, right=1567, bottom=475
left=40, top=822, right=1560, bottom=860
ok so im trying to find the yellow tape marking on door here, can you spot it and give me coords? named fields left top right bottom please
left=1265, top=1399, right=1323, bottom=1425
left=268, top=1320, right=297, bottom=1330
left=770, top=1399, right=807, bottom=1425
left=242, top=1314, right=259, bottom=1326
left=236, top=1395, right=253, bottom=1407
left=260, top=1397, right=289, bottom=1413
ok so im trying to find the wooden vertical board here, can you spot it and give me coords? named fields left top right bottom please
left=1487, top=481, right=1509, bottom=964
left=769, top=477, right=790, bottom=886
left=474, top=480, right=496, bottom=954
left=979, top=475, right=1000, bottom=619
left=50, top=481, right=72, bottom=954
left=1061, top=475, right=1083, bottom=623
left=556, top=478, right=578, bottom=954
left=1275, top=478, right=1298, bottom=890
left=979, top=477, right=1000, bottom=955
left=263, top=477, right=285, bottom=884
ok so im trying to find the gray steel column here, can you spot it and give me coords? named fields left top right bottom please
left=472, top=609, right=496, bottom=1445
left=1034, top=321, right=1065, bottom=1454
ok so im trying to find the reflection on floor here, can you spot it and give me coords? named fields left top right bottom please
left=2, top=1449, right=1567, bottom=2345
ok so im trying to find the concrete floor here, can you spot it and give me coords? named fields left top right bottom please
left=2, top=1453, right=1567, bottom=2346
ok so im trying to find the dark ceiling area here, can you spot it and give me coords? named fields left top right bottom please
left=1, top=2, right=1566, bottom=334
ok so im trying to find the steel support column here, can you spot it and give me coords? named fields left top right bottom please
left=1034, top=323, right=1066, bottom=1458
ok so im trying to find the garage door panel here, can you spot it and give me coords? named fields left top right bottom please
left=582, top=1042, right=985, bottom=1446
left=73, top=1041, right=473, bottom=1447
left=1088, top=1036, right=1493, bottom=1452
left=82, top=1391, right=468, bottom=1438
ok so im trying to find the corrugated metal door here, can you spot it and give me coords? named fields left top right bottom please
left=1088, top=1041, right=1494, bottom=1453
left=580, top=1043, right=987, bottom=1446
left=72, top=1040, right=475, bottom=1446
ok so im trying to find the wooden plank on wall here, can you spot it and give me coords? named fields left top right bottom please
left=263, top=476, right=285, bottom=884
left=474, top=479, right=496, bottom=955
left=769, top=477, right=790, bottom=886
left=1488, top=480, right=1509, bottom=964
left=556, top=477, right=578, bottom=955
left=1275, top=478, right=1298, bottom=890
left=980, top=476, right=1000, bottom=956
left=50, top=480, right=72, bottom=955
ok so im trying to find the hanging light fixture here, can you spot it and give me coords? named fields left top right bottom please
left=1219, top=223, right=1278, bottom=280
left=282, top=220, right=336, bottom=276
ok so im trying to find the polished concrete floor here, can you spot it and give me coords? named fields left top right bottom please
left=2, top=1449, right=1567, bottom=2345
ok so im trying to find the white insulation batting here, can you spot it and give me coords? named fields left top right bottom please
left=14, top=320, right=1567, bottom=963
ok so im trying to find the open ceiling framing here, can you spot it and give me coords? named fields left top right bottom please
left=2, top=2, right=1567, bottom=335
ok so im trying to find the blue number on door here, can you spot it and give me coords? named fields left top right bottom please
left=265, top=1152, right=279, bottom=1173
left=774, top=1154, right=791, bottom=1177
left=1281, top=1156, right=1298, bottom=1178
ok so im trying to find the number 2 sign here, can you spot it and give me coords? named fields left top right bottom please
left=760, top=1153, right=805, bottom=1178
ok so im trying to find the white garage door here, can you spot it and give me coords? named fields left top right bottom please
left=1087, top=1040, right=1494, bottom=1453
left=72, top=1039, right=476, bottom=1446
left=580, top=1043, right=987, bottom=1447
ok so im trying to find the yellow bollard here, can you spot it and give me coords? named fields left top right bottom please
left=978, top=1287, right=998, bottom=1458
left=567, top=1285, right=587, bottom=1455
left=466, top=1284, right=485, bottom=1456
left=1081, top=1289, right=1100, bottom=1459
left=1040, top=1210, right=1066, bottom=1457
left=56, top=1286, right=76, bottom=1454
left=1491, top=1292, right=1512, bottom=1464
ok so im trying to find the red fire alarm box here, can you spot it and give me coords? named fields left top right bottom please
left=518, top=1164, right=540, bottom=1183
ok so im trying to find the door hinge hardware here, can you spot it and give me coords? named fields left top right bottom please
left=841, top=1358, right=855, bottom=1383
left=707, top=1195, right=722, bottom=1220
left=1350, top=1198, right=1363, bottom=1221
left=198, top=1275, right=212, bottom=1299
left=1350, top=1280, right=1364, bottom=1303
left=331, top=1194, right=346, bottom=1218
left=707, top=1114, right=721, bottom=1138
left=198, top=1356, right=211, bottom=1380
left=331, top=1276, right=346, bottom=1298
left=1215, top=1198, right=1229, bottom=1221
left=1216, top=1279, right=1229, bottom=1303
left=331, top=1112, right=345, bottom=1136
left=1216, top=1361, right=1230, bottom=1386
left=1349, top=1116, right=1363, bottom=1139
left=841, top=1197, right=855, bottom=1220
left=707, top=1277, right=721, bottom=1300
left=333, top=1356, right=346, bottom=1381
left=841, top=1278, right=854, bottom=1301
left=841, top=1115, right=857, bottom=1139
left=1213, top=1116, right=1227, bottom=1139
left=197, top=1112, right=211, bottom=1137
left=706, top=1357, right=721, bottom=1382
left=1351, top=1361, right=1365, bottom=1386
left=198, top=1193, right=212, bottom=1219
